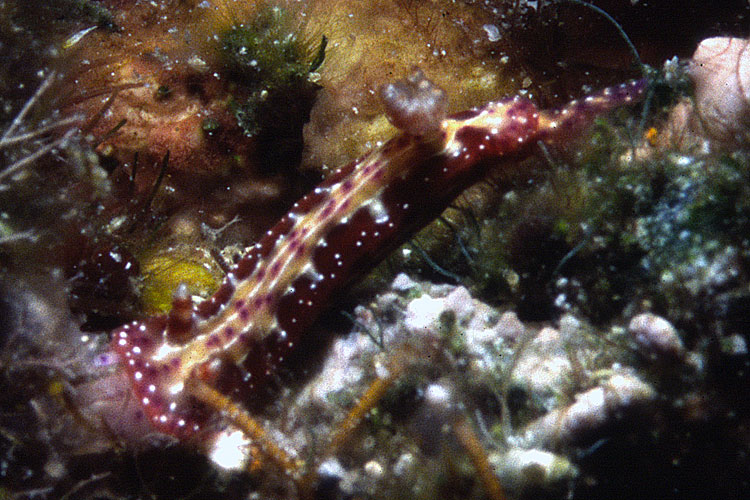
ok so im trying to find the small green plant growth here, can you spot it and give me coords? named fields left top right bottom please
left=218, top=3, right=326, bottom=173
left=221, top=5, right=312, bottom=86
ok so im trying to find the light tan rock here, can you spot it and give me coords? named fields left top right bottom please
left=689, top=37, right=750, bottom=147
left=628, top=313, right=686, bottom=361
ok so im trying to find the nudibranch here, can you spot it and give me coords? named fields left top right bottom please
left=111, top=69, right=646, bottom=439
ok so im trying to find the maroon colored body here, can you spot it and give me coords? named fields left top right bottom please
left=111, top=75, right=647, bottom=438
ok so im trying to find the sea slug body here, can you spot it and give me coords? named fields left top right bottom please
left=111, top=70, right=646, bottom=439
